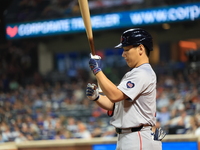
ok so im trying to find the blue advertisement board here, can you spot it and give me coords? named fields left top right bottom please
left=6, top=2, right=200, bottom=39
left=92, top=141, right=198, bottom=150
left=93, top=144, right=116, bottom=150
left=162, top=141, right=198, bottom=150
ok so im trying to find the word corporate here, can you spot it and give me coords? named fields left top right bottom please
left=7, top=14, right=120, bottom=39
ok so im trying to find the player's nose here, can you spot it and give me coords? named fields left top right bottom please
left=122, top=51, right=126, bottom=58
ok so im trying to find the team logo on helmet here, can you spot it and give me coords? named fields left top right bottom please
left=120, top=36, right=125, bottom=43
left=126, top=81, right=135, bottom=88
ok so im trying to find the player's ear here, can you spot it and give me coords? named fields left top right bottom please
left=138, top=44, right=145, bottom=55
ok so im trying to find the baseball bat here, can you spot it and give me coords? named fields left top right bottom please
left=78, top=0, right=103, bottom=93
left=78, top=0, right=95, bottom=55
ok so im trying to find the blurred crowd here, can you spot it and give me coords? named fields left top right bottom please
left=0, top=41, right=200, bottom=143
left=5, top=0, right=144, bottom=23
left=155, top=63, right=200, bottom=135
left=7, top=0, right=200, bottom=23
left=0, top=81, right=116, bottom=143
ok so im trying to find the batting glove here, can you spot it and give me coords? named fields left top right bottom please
left=154, top=127, right=166, bottom=141
left=86, top=83, right=99, bottom=101
left=89, top=53, right=101, bottom=75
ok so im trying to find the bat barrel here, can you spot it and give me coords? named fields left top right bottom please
left=78, top=0, right=96, bottom=55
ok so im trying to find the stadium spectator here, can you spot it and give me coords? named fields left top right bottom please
left=74, top=122, right=92, bottom=139
left=156, top=106, right=171, bottom=127
left=166, top=110, right=193, bottom=134
left=195, top=116, right=200, bottom=136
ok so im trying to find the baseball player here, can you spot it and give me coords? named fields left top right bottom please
left=86, top=28, right=166, bottom=150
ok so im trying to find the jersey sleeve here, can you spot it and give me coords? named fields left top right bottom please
left=117, top=69, right=150, bottom=102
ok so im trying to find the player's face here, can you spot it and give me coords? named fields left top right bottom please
left=122, top=45, right=140, bottom=68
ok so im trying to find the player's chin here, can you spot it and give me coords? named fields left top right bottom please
left=126, top=62, right=132, bottom=68
left=126, top=62, right=135, bottom=68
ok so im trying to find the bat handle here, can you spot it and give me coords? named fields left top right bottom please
left=89, top=38, right=95, bottom=55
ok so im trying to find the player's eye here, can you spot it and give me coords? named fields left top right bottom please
left=124, top=48, right=132, bottom=52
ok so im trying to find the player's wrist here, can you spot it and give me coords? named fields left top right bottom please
left=93, top=67, right=101, bottom=75
left=92, top=95, right=99, bottom=101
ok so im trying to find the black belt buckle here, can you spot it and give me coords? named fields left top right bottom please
left=131, top=125, right=143, bottom=132
left=116, top=125, right=143, bottom=134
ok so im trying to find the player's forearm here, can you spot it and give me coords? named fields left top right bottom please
left=95, top=95, right=114, bottom=111
left=96, top=71, right=125, bottom=102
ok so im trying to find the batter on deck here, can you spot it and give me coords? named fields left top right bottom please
left=86, top=28, right=165, bottom=150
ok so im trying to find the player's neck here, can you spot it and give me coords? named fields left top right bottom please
left=135, top=58, right=149, bottom=68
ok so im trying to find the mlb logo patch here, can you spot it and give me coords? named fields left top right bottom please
left=126, top=81, right=135, bottom=88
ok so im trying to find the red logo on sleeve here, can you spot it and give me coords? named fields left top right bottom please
left=126, top=81, right=135, bottom=88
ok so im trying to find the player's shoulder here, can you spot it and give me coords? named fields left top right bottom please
left=133, top=63, right=153, bottom=73
left=128, top=64, right=155, bottom=78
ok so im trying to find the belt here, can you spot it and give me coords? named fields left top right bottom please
left=115, top=125, right=150, bottom=134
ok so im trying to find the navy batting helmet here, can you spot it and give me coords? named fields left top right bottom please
left=115, top=28, right=153, bottom=52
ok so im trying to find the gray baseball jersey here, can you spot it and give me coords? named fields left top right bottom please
left=110, top=63, right=157, bottom=128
